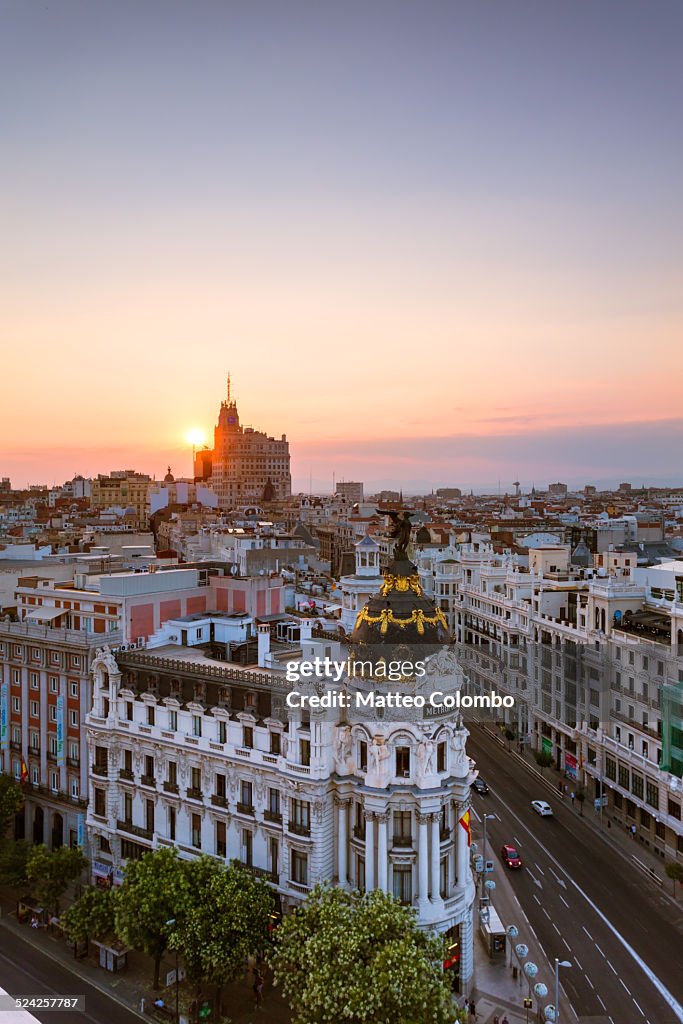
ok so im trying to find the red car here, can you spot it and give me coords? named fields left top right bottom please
left=501, top=844, right=522, bottom=869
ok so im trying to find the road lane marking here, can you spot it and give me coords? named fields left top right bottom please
left=552, top=923, right=561, bottom=935
left=597, top=994, right=606, bottom=1010
left=533, top=894, right=541, bottom=905
left=562, top=938, right=571, bottom=952
left=514, top=836, right=522, bottom=846
left=559, top=894, right=570, bottom=908
left=607, top=961, right=617, bottom=975
left=542, top=907, right=551, bottom=919
left=632, top=999, right=645, bottom=1017
left=527, top=868, right=543, bottom=889
left=586, top=975, right=595, bottom=989
left=484, top=791, right=683, bottom=1020
left=582, top=926, right=593, bottom=941
left=535, top=863, right=545, bottom=875
left=574, top=956, right=583, bottom=971
left=550, top=867, right=567, bottom=888
left=595, top=944, right=605, bottom=958
left=620, top=978, right=631, bottom=994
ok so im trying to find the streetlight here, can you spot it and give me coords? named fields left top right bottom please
left=506, top=924, right=518, bottom=968
left=481, top=814, right=495, bottom=891
left=165, top=918, right=180, bottom=1024
left=554, top=958, right=571, bottom=1023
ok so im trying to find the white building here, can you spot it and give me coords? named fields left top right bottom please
left=337, top=536, right=383, bottom=633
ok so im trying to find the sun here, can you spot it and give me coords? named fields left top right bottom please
left=185, top=428, right=206, bottom=447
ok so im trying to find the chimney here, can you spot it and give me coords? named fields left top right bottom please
left=257, top=623, right=271, bottom=668
left=300, top=618, right=313, bottom=641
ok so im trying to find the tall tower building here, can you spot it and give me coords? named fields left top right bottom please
left=200, top=376, right=291, bottom=508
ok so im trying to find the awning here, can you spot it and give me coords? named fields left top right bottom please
left=24, top=607, right=68, bottom=622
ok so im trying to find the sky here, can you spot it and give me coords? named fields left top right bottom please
left=2, top=0, right=682, bottom=493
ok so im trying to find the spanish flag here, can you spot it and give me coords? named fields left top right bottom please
left=459, top=809, right=472, bottom=846
left=20, top=760, right=29, bottom=785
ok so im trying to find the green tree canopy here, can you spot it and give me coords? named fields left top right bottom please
left=26, top=845, right=88, bottom=916
left=115, top=847, right=189, bottom=989
left=0, top=775, right=22, bottom=840
left=61, top=886, right=117, bottom=945
left=534, top=750, right=554, bottom=772
left=168, top=858, right=274, bottom=1008
left=268, top=885, right=454, bottom=1024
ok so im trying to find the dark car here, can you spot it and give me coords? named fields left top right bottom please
left=472, top=778, right=489, bottom=795
left=501, top=844, right=522, bottom=869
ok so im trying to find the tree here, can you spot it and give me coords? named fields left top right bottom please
left=664, top=861, right=683, bottom=898
left=534, top=750, right=554, bottom=773
left=504, top=728, right=516, bottom=751
left=268, top=885, right=454, bottom=1024
left=115, top=847, right=189, bottom=990
left=0, top=838, right=30, bottom=886
left=26, top=845, right=88, bottom=916
left=61, top=886, right=117, bottom=945
left=0, top=775, right=22, bottom=841
left=169, top=858, right=274, bottom=1013
left=575, top=788, right=586, bottom=816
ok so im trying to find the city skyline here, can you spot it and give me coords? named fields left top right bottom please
left=2, top=1, right=683, bottom=491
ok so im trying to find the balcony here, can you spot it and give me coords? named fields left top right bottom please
left=10, top=740, right=21, bottom=752
left=392, top=835, right=412, bottom=848
left=353, top=825, right=364, bottom=840
left=186, top=787, right=203, bottom=801
left=244, top=864, right=278, bottom=883
left=119, top=768, right=134, bottom=782
left=140, top=774, right=156, bottom=788
left=288, top=821, right=311, bottom=837
left=236, top=802, right=254, bottom=816
left=92, top=763, right=108, bottom=778
left=211, top=794, right=228, bottom=808
left=163, top=780, right=179, bottom=794
left=440, top=828, right=451, bottom=842
left=117, top=819, right=153, bottom=841
left=264, top=809, right=282, bottom=824
left=66, top=757, right=79, bottom=768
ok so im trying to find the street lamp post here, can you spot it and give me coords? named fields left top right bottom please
left=554, top=958, right=571, bottom=1023
left=482, top=813, right=495, bottom=892
left=165, top=918, right=180, bottom=1024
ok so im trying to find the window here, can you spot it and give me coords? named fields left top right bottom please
left=655, top=820, right=665, bottom=841
left=631, top=773, right=643, bottom=800
left=395, top=746, right=410, bottom=776
left=191, top=813, right=201, bottom=848
left=269, top=837, right=279, bottom=876
left=215, top=772, right=226, bottom=799
left=240, top=780, right=253, bottom=810
left=30, top=731, right=40, bottom=753
left=299, top=738, right=311, bottom=766
left=268, top=788, right=280, bottom=816
left=216, top=820, right=226, bottom=858
left=146, top=704, right=155, bottom=726
left=605, top=757, right=616, bottom=782
left=49, top=735, right=58, bottom=755
left=69, top=710, right=78, bottom=727
left=126, top=702, right=134, bottom=721
left=168, top=807, right=176, bottom=841
left=30, top=700, right=38, bottom=718
left=393, top=865, right=412, bottom=905
left=291, top=850, right=307, bottom=885
left=218, top=720, right=227, bottom=744
left=167, top=760, right=177, bottom=786
left=168, top=709, right=177, bottom=731
left=99, top=835, right=111, bottom=854
left=241, top=829, right=253, bottom=866
left=124, top=792, right=133, bottom=821
left=290, top=799, right=310, bottom=834
left=437, top=741, right=447, bottom=773
left=94, top=788, right=106, bottom=816
left=393, top=811, right=411, bottom=845
left=49, top=677, right=58, bottom=693
left=440, top=857, right=449, bottom=898
left=70, top=778, right=79, bottom=799
left=243, top=725, right=253, bottom=748
left=11, top=669, right=20, bottom=686
left=70, top=681, right=78, bottom=698
left=49, top=705, right=57, bottom=722
left=30, top=672, right=39, bottom=689
left=145, top=799, right=154, bottom=833
left=191, top=766, right=201, bottom=792
left=12, top=696, right=20, bottom=713
left=646, top=782, right=659, bottom=809
left=269, top=730, right=280, bottom=755
left=618, top=765, right=629, bottom=790
left=358, top=740, right=368, bottom=771
left=667, top=799, right=681, bottom=820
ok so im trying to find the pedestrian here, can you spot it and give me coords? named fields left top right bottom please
left=501, top=1016, right=509, bottom=1024
left=570, top=791, right=575, bottom=807
left=631, top=823, right=637, bottom=839
left=557, top=780, right=563, bottom=795
left=468, top=998, right=477, bottom=1021
left=253, top=973, right=264, bottom=1009
left=139, top=997, right=146, bottom=1015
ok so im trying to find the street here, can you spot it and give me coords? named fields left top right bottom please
left=0, top=927, right=141, bottom=1024
left=466, top=724, right=683, bottom=1024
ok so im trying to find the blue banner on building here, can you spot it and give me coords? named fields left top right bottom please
left=0, top=682, right=8, bottom=752
left=77, top=814, right=85, bottom=847
left=56, top=694, right=65, bottom=767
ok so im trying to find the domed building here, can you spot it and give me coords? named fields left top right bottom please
left=337, top=535, right=383, bottom=634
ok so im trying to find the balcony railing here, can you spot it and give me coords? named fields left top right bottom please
left=392, top=835, right=412, bottom=847
left=264, top=809, right=282, bottom=824
left=119, top=768, right=135, bottom=781
left=117, top=819, right=153, bottom=841
left=211, top=794, right=228, bottom=808
left=236, top=802, right=254, bottom=816
left=163, top=781, right=179, bottom=794
left=91, top=764, right=108, bottom=777
left=289, top=821, right=311, bottom=837
left=186, top=787, right=203, bottom=801
left=353, top=825, right=364, bottom=839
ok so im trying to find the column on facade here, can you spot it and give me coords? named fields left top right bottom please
left=417, top=812, right=430, bottom=905
left=337, top=798, right=348, bottom=886
left=430, top=811, right=442, bottom=902
left=376, top=812, right=388, bottom=892
left=364, top=810, right=375, bottom=890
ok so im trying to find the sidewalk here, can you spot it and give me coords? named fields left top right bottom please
left=467, top=820, right=573, bottom=1024
left=480, top=724, right=681, bottom=907
left=0, top=888, right=291, bottom=1024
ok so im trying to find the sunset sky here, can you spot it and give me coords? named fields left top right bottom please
left=2, top=1, right=682, bottom=492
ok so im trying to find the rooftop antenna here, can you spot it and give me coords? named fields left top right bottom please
left=332, top=471, right=335, bottom=494
left=226, top=371, right=232, bottom=404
